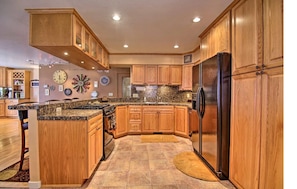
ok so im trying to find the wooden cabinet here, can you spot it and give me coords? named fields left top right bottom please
left=131, top=65, right=145, bottom=84
left=142, top=106, right=174, bottom=133
left=27, top=8, right=109, bottom=70
left=5, top=99, right=19, bottom=117
left=229, top=0, right=283, bottom=188
left=263, top=0, right=283, bottom=69
left=88, top=114, right=103, bottom=176
left=38, top=114, right=103, bottom=185
left=11, top=70, right=30, bottom=99
left=179, top=64, right=193, bottom=91
left=174, top=106, right=189, bottom=138
left=157, top=65, right=170, bottom=85
left=0, top=67, right=7, bottom=87
left=114, top=105, right=128, bottom=138
left=6, top=69, right=13, bottom=87
left=200, top=11, right=231, bottom=61
left=145, top=65, right=158, bottom=84
left=128, top=105, right=142, bottom=134
left=158, top=65, right=182, bottom=85
left=0, top=99, right=5, bottom=116
left=231, top=0, right=263, bottom=75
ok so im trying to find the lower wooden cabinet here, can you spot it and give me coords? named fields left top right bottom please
left=38, top=114, right=103, bottom=186
left=174, top=106, right=189, bottom=138
left=114, top=105, right=128, bottom=138
left=142, top=106, right=174, bottom=133
left=128, top=105, right=142, bottom=134
left=229, top=67, right=283, bottom=189
left=0, top=99, right=5, bottom=116
left=5, top=99, right=19, bottom=117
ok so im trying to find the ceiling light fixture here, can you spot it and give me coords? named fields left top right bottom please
left=123, top=44, right=128, bottom=48
left=174, top=45, right=179, bottom=48
left=64, top=52, right=69, bottom=56
left=113, top=14, right=120, bottom=21
left=193, top=17, right=201, bottom=23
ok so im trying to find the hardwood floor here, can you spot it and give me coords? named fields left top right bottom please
left=0, top=118, right=25, bottom=172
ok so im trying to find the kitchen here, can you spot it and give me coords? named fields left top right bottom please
left=0, top=0, right=284, bottom=189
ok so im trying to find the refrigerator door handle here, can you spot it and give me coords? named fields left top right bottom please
left=200, top=88, right=205, bottom=117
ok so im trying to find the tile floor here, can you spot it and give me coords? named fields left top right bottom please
left=0, top=135, right=236, bottom=189
left=82, top=135, right=236, bottom=189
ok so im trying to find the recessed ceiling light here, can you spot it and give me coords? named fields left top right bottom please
left=113, top=14, right=120, bottom=21
left=193, top=17, right=201, bottom=23
left=174, top=45, right=179, bottom=48
left=64, top=52, right=69, bottom=56
left=123, top=44, right=128, bottom=48
left=81, top=61, right=84, bottom=64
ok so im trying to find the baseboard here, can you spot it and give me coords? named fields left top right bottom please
left=28, top=180, right=41, bottom=189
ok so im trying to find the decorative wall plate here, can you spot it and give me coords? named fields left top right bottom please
left=64, top=88, right=72, bottom=96
left=100, top=76, right=110, bottom=86
left=72, top=74, right=91, bottom=93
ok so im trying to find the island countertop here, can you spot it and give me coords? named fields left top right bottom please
left=38, top=109, right=102, bottom=120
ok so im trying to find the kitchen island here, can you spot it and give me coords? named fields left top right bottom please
left=8, top=99, right=191, bottom=188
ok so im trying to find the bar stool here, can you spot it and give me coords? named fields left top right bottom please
left=17, top=101, right=36, bottom=170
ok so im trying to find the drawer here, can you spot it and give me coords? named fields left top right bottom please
left=88, top=114, right=102, bottom=132
left=129, top=112, right=141, bottom=120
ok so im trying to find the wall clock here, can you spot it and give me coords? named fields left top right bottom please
left=72, top=74, right=91, bottom=93
left=53, top=69, right=68, bottom=84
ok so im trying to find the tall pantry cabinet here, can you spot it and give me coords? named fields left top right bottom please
left=229, top=0, right=283, bottom=188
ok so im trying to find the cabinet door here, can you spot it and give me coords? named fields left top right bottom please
left=95, top=115, right=103, bottom=162
left=158, top=65, right=170, bottom=85
left=5, top=99, right=19, bottom=117
left=0, top=67, right=7, bottom=86
left=0, top=100, right=5, bottom=116
left=229, top=72, right=261, bottom=189
left=142, top=106, right=159, bottom=132
left=213, top=12, right=231, bottom=53
left=263, top=0, right=283, bottom=69
left=73, top=17, right=84, bottom=50
left=231, top=0, right=263, bottom=75
left=175, top=106, right=189, bottom=137
left=128, top=105, right=142, bottom=133
left=115, top=106, right=127, bottom=138
left=158, top=106, right=174, bottom=132
left=88, top=127, right=96, bottom=176
left=169, top=66, right=182, bottom=85
left=179, top=64, right=193, bottom=91
left=131, top=65, right=145, bottom=84
left=259, top=67, right=283, bottom=189
left=145, top=65, right=158, bottom=84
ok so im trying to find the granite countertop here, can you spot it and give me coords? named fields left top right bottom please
left=108, top=102, right=192, bottom=108
left=38, top=109, right=102, bottom=121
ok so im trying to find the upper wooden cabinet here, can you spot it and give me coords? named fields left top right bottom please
left=131, top=65, right=182, bottom=85
left=263, top=0, right=283, bottom=68
left=200, top=11, right=231, bottom=62
left=131, top=65, right=145, bottom=84
left=179, top=64, right=193, bottom=91
left=27, top=8, right=109, bottom=70
left=231, top=0, right=263, bottom=75
left=0, top=67, right=7, bottom=87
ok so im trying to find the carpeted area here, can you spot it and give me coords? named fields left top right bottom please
left=173, top=151, right=218, bottom=181
left=0, top=157, right=29, bottom=182
left=141, top=134, right=179, bottom=143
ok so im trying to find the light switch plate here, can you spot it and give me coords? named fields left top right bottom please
left=108, top=93, right=113, bottom=97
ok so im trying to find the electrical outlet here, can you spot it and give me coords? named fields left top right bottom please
left=108, top=93, right=113, bottom=97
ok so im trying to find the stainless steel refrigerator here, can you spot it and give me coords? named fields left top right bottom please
left=191, top=52, right=231, bottom=179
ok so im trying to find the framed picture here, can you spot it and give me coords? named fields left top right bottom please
left=184, top=54, right=192, bottom=63
left=30, top=80, right=39, bottom=87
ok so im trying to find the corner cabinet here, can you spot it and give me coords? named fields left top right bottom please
left=27, top=8, right=109, bottom=70
left=38, top=114, right=103, bottom=186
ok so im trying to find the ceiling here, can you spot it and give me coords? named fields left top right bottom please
left=0, top=0, right=233, bottom=69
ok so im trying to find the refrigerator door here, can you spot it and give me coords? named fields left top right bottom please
left=201, top=56, right=219, bottom=171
